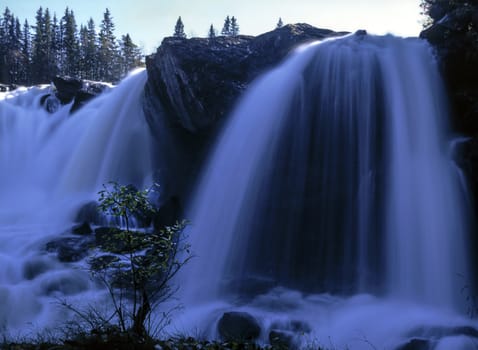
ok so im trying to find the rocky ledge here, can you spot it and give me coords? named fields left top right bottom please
left=143, top=24, right=347, bottom=199
left=144, top=23, right=346, bottom=133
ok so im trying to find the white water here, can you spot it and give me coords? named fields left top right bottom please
left=171, top=34, right=476, bottom=349
left=0, top=70, right=154, bottom=332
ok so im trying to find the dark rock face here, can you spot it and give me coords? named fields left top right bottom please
left=420, top=3, right=478, bottom=135
left=145, top=24, right=344, bottom=133
left=217, top=311, right=261, bottom=342
left=72, top=221, right=93, bottom=235
left=144, top=24, right=346, bottom=200
left=75, top=201, right=104, bottom=226
left=48, top=76, right=111, bottom=113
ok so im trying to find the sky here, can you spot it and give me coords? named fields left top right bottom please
left=4, top=0, right=424, bottom=54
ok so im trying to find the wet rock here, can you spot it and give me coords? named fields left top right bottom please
left=53, top=76, right=82, bottom=103
left=395, top=338, right=430, bottom=350
left=72, top=221, right=93, bottom=235
left=46, top=236, right=93, bottom=263
left=39, top=94, right=61, bottom=113
left=75, top=201, right=103, bottom=226
left=217, top=311, right=261, bottom=342
left=51, top=76, right=111, bottom=113
left=0, top=84, right=16, bottom=92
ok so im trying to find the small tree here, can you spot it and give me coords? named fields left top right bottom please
left=276, top=17, right=283, bottom=29
left=173, top=16, right=186, bottom=38
left=208, top=24, right=216, bottom=39
left=221, top=15, right=231, bottom=36
left=79, top=182, right=190, bottom=338
left=230, top=16, right=239, bottom=36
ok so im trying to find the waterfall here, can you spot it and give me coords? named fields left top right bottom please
left=175, top=34, right=473, bottom=347
left=0, top=70, right=153, bottom=331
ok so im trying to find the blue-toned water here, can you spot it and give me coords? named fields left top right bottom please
left=175, top=34, right=475, bottom=349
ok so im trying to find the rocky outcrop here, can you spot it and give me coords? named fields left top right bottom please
left=145, top=24, right=345, bottom=133
left=44, top=76, right=111, bottom=113
left=420, top=2, right=478, bottom=134
left=143, top=24, right=346, bottom=200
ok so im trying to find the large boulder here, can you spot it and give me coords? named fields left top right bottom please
left=49, top=76, right=111, bottom=113
left=143, top=24, right=346, bottom=200
left=217, top=311, right=261, bottom=342
left=145, top=24, right=344, bottom=134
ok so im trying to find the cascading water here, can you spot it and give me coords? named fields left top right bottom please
left=174, top=34, right=476, bottom=348
left=0, top=70, right=154, bottom=332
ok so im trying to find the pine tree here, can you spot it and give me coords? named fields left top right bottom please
left=31, top=7, right=47, bottom=83
left=78, top=24, right=88, bottom=78
left=62, top=7, right=79, bottom=77
left=43, top=8, right=58, bottom=79
left=51, top=14, right=61, bottom=74
left=98, top=8, right=120, bottom=81
left=120, top=33, right=142, bottom=76
left=230, top=16, right=239, bottom=36
left=85, top=18, right=98, bottom=80
left=208, top=24, right=216, bottom=39
left=173, top=16, right=186, bottom=38
left=11, top=16, right=23, bottom=83
left=221, top=16, right=231, bottom=36
left=0, top=7, right=15, bottom=82
left=276, top=17, right=283, bottom=29
left=20, top=19, right=31, bottom=83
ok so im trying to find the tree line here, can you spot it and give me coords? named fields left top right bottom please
left=0, top=6, right=143, bottom=85
left=174, top=16, right=285, bottom=39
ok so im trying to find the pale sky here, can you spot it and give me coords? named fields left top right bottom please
left=5, top=0, right=424, bottom=54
